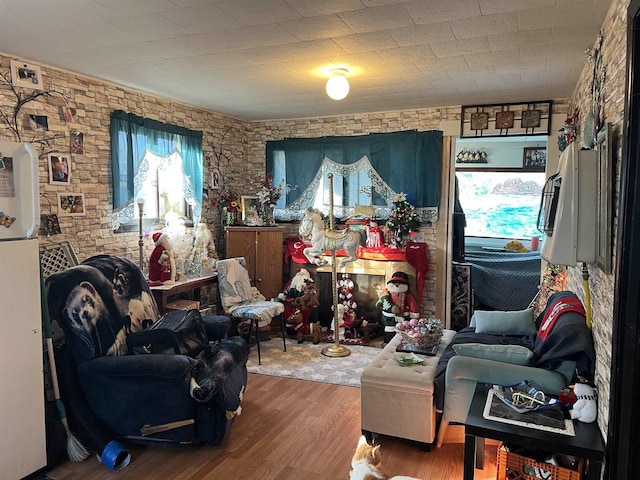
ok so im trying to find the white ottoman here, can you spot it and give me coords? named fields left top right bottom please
left=360, top=329, right=454, bottom=444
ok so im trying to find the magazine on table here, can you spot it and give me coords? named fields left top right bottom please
left=491, top=381, right=561, bottom=414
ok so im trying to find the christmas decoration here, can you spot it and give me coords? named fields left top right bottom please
left=533, top=263, right=568, bottom=317
left=337, top=277, right=357, bottom=311
left=386, top=193, right=420, bottom=248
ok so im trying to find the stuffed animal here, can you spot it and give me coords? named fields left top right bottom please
left=148, top=232, right=176, bottom=285
left=294, top=279, right=320, bottom=310
left=280, top=269, right=319, bottom=343
left=376, top=271, right=419, bottom=343
left=569, top=383, right=597, bottom=423
left=352, top=318, right=384, bottom=343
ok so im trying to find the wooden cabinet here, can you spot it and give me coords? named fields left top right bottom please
left=225, top=226, right=283, bottom=301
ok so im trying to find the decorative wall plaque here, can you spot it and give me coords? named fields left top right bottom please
left=461, top=101, right=552, bottom=138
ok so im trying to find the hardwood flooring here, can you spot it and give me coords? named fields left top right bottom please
left=42, top=373, right=497, bottom=480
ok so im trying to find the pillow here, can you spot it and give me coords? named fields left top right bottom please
left=452, top=343, right=533, bottom=365
left=470, top=308, right=536, bottom=335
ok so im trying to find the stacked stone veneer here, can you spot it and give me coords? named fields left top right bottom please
left=564, top=0, right=628, bottom=442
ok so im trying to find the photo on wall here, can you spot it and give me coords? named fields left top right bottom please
left=57, top=193, right=85, bottom=216
left=70, top=131, right=84, bottom=154
left=10, top=59, right=44, bottom=90
left=41, top=214, right=62, bottom=236
left=523, top=147, right=546, bottom=170
left=27, top=114, right=49, bottom=131
left=48, top=153, right=71, bottom=184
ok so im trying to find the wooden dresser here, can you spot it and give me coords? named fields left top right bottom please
left=224, top=226, right=284, bottom=301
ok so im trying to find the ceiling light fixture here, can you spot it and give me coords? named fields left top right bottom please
left=326, top=68, right=350, bottom=100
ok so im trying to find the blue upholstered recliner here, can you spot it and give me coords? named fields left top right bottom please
left=45, top=254, right=249, bottom=448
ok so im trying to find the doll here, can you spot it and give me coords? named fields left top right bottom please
left=148, top=232, right=176, bottom=285
left=376, top=271, right=419, bottom=343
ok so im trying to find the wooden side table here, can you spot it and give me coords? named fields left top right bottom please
left=463, top=385, right=604, bottom=480
left=149, top=274, right=217, bottom=314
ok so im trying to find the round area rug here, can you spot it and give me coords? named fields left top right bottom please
left=246, top=337, right=383, bottom=387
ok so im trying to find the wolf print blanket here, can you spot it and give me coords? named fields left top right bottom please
left=45, top=255, right=159, bottom=364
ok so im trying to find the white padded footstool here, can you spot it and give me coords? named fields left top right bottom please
left=360, top=329, right=454, bottom=445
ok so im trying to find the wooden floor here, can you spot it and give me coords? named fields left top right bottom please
left=43, top=373, right=498, bottom=480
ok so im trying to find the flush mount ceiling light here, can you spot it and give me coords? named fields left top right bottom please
left=326, top=68, right=350, bottom=100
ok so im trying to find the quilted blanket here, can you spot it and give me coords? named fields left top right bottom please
left=465, top=248, right=541, bottom=310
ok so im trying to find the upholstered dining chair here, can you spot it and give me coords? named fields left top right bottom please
left=216, top=257, right=286, bottom=364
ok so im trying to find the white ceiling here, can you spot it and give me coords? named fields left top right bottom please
left=0, top=0, right=611, bottom=121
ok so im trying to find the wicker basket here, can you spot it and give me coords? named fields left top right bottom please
left=497, top=445, right=583, bottom=480
left=396, top=329, right=443, bottom=350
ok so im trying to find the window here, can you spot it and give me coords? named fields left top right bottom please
left=456, top=171, right=545, bottom=239
left=266, top=130, right=442, bottom=223
left=110, top=111, right=203, bottom=231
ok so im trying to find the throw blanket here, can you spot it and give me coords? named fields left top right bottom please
left=531, top=292, right=595, bottom=376
left=537, top=296, right=585, bottom=340
left=46, top=255, right=159, bottom=365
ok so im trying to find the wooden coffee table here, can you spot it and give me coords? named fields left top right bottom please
left=463, top=385, right=605, bottom=480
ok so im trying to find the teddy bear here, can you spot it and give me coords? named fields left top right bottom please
left=148, top=232, right=176, bottom=285
left=376, top=271, right=419, bottom=343
left=569, top=383, right=597, bottom=423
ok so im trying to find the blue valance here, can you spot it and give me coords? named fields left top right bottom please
left=266, top=130, right=442, bottom=217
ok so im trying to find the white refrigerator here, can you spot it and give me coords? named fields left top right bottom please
left=0, top=140, right=47, bottom=478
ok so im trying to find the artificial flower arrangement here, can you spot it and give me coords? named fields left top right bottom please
left=256, top=172, right=288, bottom=207
left=386, top=192, right=420, bottom=246
left=212, top=191, right=240, bottom=212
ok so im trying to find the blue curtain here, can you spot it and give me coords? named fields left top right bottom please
left=110, top=110, right=203, bottom=218
left=265, top=130, right=442, bottom=208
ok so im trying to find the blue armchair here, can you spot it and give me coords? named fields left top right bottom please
left=45, top=254, right=249, bottom=448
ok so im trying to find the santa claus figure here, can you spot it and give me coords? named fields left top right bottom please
left=148, top=232, right=176, bottom=285
left=376, top=271, right=420, bottom=343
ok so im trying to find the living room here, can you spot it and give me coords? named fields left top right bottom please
left=0, top=0, right=638, bottom=478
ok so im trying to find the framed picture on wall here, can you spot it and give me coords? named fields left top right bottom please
left=10, top=60, right=44, bottom=90
left=48, top=153, right=71, bottom=184
left=523, top=147, right=546, bottom=170
left=57, top=193, right=86, bottom=216
left=241, top=196, right=261, bottom=225
left=470, top=112, right=489, bottom=130
left=41, top=214, right=61, bottom=236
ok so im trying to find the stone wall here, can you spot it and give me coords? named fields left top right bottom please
left=564, top=0, right=628, bottom=441
left=0, top=52, right=249, bottom=263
